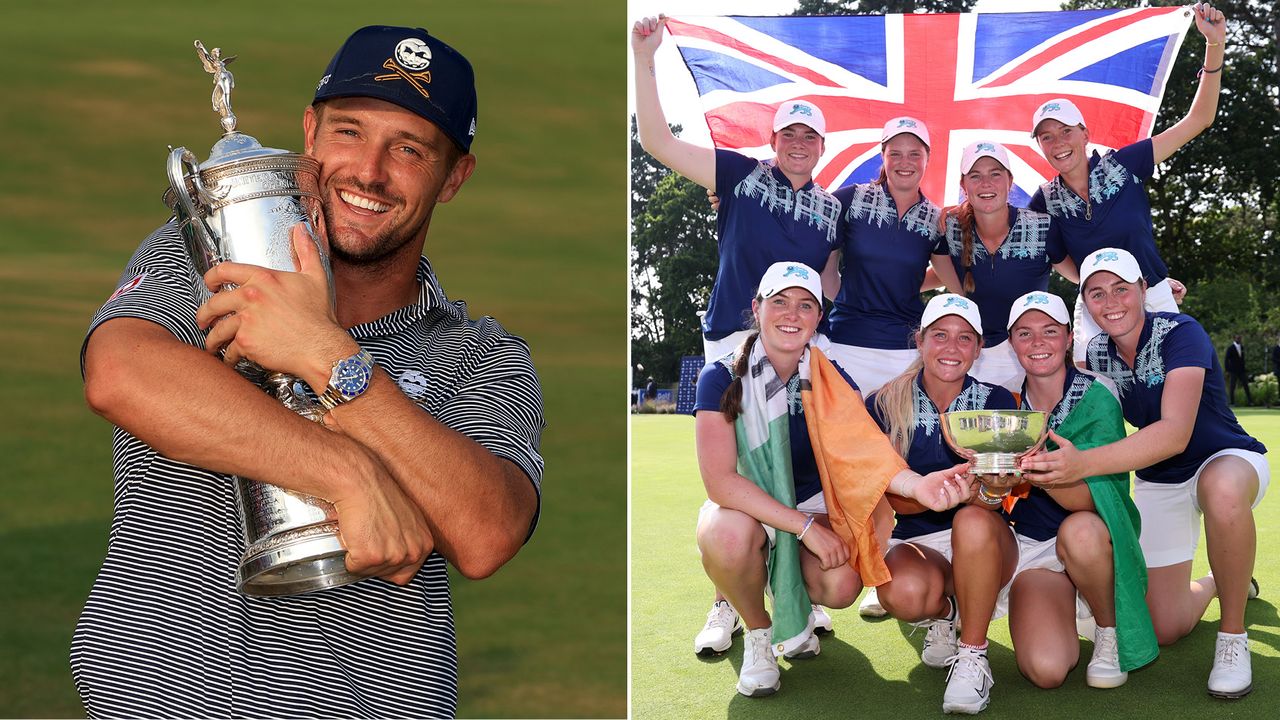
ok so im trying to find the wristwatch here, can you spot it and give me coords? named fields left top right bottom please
left=318, top=348, right=375, bottom=411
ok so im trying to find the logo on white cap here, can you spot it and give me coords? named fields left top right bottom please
left=1031, top=98, right=1086, bottom=137
left=772, top=101, right=826, bottom=137
left=881, top=116, right=930, bottom=148
left=1079, top=247, right=1144, bottom=289
left=757, top=261, right=823, bottom=303
left=960, top=140, right=1010, bottom=174
left=921, top=292, right=983, bottom=336
left=1007, top=291, right=1071, bottom=330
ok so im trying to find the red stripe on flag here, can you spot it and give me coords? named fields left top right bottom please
left=666, top=19, right=842, bottom=89
left=979, top=7, right=1180, bottom=89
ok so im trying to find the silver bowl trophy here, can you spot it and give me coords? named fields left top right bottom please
left=165, top=41, right=359, bottom=597
left=940, top=410, right=1050, bottom=506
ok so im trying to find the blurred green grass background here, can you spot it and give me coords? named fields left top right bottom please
left=633, top=410, right=1280, bottom=718
left=0, top=2, right=625, bottom=717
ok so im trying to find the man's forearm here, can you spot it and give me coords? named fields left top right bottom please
left=84, top=317, right=368, bottom=502
left=324, top=369, right=538, bottom=579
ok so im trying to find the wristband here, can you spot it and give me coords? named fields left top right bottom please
left=1197, top=64, right=1223, bottom=78
left=796, top=513, right=816, bottom=542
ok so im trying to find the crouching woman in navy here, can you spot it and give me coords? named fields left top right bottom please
left=863, top=295, right=1016, bottom=680
left=694, top=262, right=971, bottom=698
left=938, top=291, right=1156, bottom=715
left=1021, top=248, right=1268, bottom=700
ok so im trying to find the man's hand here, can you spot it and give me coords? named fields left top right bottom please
left=196, top=224, right=353, bottom=391
left=331, top=445, right=436, bottom=585
left=707, top=187, right=720, bottom=213
left=631, top=15, right=668, bottom=57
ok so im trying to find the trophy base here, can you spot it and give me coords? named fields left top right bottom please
left=238, top=524, right=360, bottom=597
left=972, top=452, right=1022, bottom=478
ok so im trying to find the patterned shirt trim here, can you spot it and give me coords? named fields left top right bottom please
left=945, top=208, right=1052, bottom=261
left=728, top=351, right=805, bottom=417
left=1135, top=316, right=1179, bottom=388
left=1086, top=316, right=1180, bottom=397
left=914, top=376, right=994, bottom=433
left=733, top=162, right=841, bottom=245
left=844, top=182, right=941, bottom=239
left=1021, top=371, right=1093, bottom=430
left=1039, top=151, right=1135, bottom=219
left=1086, top=333, right=1133, bottom=397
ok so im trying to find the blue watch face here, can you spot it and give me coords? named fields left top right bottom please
left=334, top=355, right=372, bottom=399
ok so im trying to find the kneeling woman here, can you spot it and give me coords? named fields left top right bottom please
left=941, top=291, right=1156, bottom=715
left=1022, top=248, right=1268, bottom=700
left=694, top=262, right=971, bottom=698
left=864, top=295, right=1016, bottom=674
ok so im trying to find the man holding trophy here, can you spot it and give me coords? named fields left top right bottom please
left=78, top=25, right=544, bottom=718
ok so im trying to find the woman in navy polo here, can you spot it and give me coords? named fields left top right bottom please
left=864, top=294, right=1016, bottom=690
left=1027, top=3, right=1226, bottom=361
left=693, top=262, right=969, bottom=699
left=826, top=117, right=963, bottom=395
left=941, top=291, right=1155, bottom=714
left=941, top=141, right=1077, bottom=392
left=1022, top=248, right=1268, bottom=700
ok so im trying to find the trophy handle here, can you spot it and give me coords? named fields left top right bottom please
left=166, top=146, right=223, bottom=270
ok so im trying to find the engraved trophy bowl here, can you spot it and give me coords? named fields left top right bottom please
left=940, top=410, right=1050, bottom=499
left=165, top=40, right=357, bottom=597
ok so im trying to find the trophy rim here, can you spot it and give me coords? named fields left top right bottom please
left=938, top=409, right=1050, bottom=479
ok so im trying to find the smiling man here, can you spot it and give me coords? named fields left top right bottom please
left=78, top=26, right=544, bottom=718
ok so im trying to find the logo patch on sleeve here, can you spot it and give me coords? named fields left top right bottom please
left=107, top=273, right=146, bottom=302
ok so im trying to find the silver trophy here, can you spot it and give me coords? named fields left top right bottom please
left=165, top=41, right=359, bottom=596
left=940, top=410, right=1050, bottom=505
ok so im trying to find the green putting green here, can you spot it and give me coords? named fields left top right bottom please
left=633, top=410, right=1280, bottom=719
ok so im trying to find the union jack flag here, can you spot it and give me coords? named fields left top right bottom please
left=666, top=7, right=1193, bottom=206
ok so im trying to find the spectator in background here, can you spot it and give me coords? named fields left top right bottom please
left=645, top=376, right=658, bottom=402
left=1224, top=334, right=1251, bottom=406
left=1272, top=335, right=1280, bottom=376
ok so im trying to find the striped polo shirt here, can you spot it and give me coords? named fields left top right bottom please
left=74, top=221, right=545, bottom=718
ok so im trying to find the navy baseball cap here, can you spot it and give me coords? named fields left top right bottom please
left=314, top=25, right=478, bottom=152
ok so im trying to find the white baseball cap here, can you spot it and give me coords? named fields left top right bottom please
left=1007, top=291, right=1071, bottom=330
left=772, top=100, right=826, bottom=137
left=881, top=116, right=930, bottom=148
left=757, top=261, right=823, bottom=304
left=920, top=293, right=983, bottom=336
left=960, top=141, right=1011, bottom=174
left=1031, top=98, right=1087, bottom=137
left=1079, top=247, right=1144, bottom=290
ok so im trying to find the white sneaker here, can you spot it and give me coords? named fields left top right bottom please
left=942, top=645, right=994, bottom=714
left=1086, top=626, right=1128, bottom=689
left=920, top=615, right=959, bottom=670
left=1207, top=632, right=1252, bottom=699
left=693, top=600, right=741, bottom=656
left=811, top=604, right=834, bottom=634
left=859, top=586, right=887, bottom=617
left=783, top=632, right=820, bottom=660
left=914, top=597, right=958, bottom=669
left=736, top=627, right=781, bottom=697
